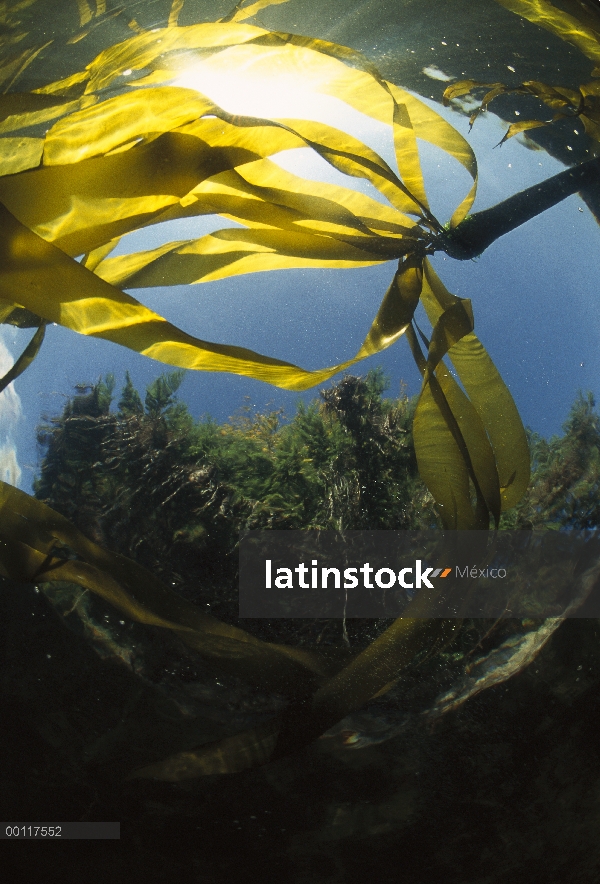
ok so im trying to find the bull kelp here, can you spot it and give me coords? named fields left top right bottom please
left=0, top=0, right=599, bottom=787
left=0, top=0, right=534, bottom=531
left=444, top=1, right=600, bottom=147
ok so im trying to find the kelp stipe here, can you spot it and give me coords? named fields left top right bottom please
left=5, top=0, right=600, bottom=779
left=0, top=0, right=532, bottom=527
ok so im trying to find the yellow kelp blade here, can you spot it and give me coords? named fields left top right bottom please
left=11, top=22, right=470, bottom=234
left=82, top=237, right=120, bottom=272
left=265, top=35, right=478, bottom=228
left=129, top=720, right=282, bottom=780
left=473, top=84, right=514, bottom=118
left=359, top=254, right=424, bottom=355
left=89, top=155, right=420, bottom=289
left=496, top=118, right=550, bottom=145
left=51, top=22, right=470, bottom=225
left=392, top=98, right=429, bottom=214
left=0, top=128, right=307, bottom=257
left=421, top=261, right=530, bottom=511
left=422, top=299, right=475, bottom=382
left=0, top=481, right=335, bottom=693
left=220, top=36, right=432, bottom=219
left=417, top=288, right=503, bottom=526
left=521, top=79, right=580, bottom=109
left=0, top=204, right=414, bottom=391
left=0, top=322, right=45, bottom=395
left=236, top=30, right=431, bottom=217
left=0, top=137, right=44, bottom=176
left=348, top=78, right=477, bottom=228
left=33, top=69, right=89, bottom=97
left=131, top=617, right=455, bottom=779
left=93, top=228, right=391, bottom=288
left=196, top=108, right=430, bottom=221
left=221, top=0, right=290, bottom=23
left=406, top=318, right=497, bottom=529
left=75, top=0, right=93, bottom=27
left=168, top=0, right=184, bottom=28
left=0, top=101, right=422, bottom=257
left=443, top=78, right=583, bottom=145
left=411, top=302, right=502, bottom=528
left=442, top=80, right=493, bottom=105
left=177, top=157, right=418, bottom=238
left=42, top=86, right=216, bottom=165
left=494, top=0, right=600, bottom=68
left=161, top=33, right=435, bottom=222
left=84, top=22, right=274, bottom=94
left=0, top=93, right=89, bottom=138
left=85, top=147, right=418, bottom=279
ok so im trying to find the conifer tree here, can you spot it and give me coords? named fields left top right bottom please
left=117, top=371, right=143, bottom=416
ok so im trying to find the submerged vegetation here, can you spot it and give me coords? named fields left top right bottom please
left=0, top=0, right=599, bottom=777
left=0, top=0, right=537, bottom=531
left=0, top=0, right=597, bottom=530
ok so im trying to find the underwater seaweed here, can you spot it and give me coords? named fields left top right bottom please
left=0, top=0, right=537, bottom=529
left=0, top=0, right=599, bottom=778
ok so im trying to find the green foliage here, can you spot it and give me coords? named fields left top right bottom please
left=508, top=392, right=600, bottom=529
left=33, top=373, right=116, bottom=541
left=34, top=368, right=435, bottom=619
left=34, top=366, right=600, bottom=640
left=144, top=369, right=185, bottom=419
left=117, top=371, right=142, bottom=416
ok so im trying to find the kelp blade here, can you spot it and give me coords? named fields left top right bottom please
left=0, top=203, right=420, bottom=390
left=132, top=616, right=456, bottom=780
left=0, top=322, right=45, bottom=395
left=494, top=0, right=600, bottom=66
left=421, top=261, right=530, bottom=511
left=0, top=479, right=339, bottom=693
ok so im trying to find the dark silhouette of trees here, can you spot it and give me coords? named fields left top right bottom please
left=510, top=392, right=600, bottom=529
left=35, top=367, right=600, bottom=629
left=34, top=369, right=434, bottom=621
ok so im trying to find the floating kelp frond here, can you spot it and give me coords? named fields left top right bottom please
left=0, top=322, right=45, bottom=396
left=129, top=619, right=457, bottom=780
left=495, top=0, right=600, bottom=70
left=0, top=0, right=531, bottom=525
left=425, top=543, right=600, bottom=719
left=446, top=1, right=600, bottom=147
left=0, top=478, right=341, bottom=695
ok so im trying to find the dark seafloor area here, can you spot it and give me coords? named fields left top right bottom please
left=2, top=577, right=600, bottom=884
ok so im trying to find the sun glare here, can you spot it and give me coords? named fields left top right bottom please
left=173, top=44, right=395, bottom=172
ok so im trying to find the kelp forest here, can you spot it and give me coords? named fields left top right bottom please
left=1, top=0, right=600, bottom=880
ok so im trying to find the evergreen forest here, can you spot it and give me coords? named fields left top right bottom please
left=34, top=369, right=600, bottom=633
